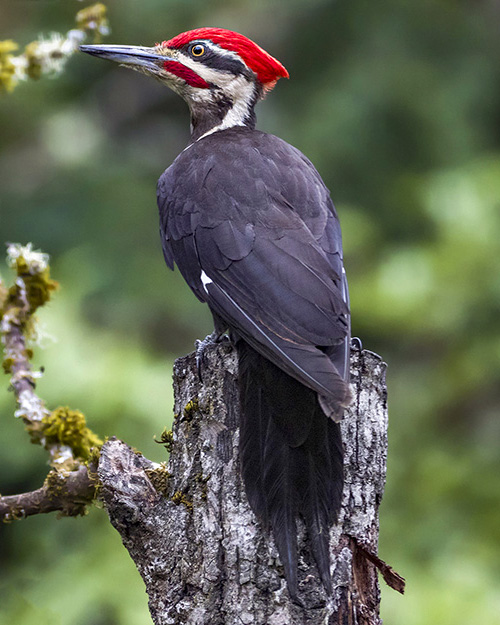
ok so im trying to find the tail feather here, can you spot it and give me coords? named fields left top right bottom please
left=237, top=340, right=345, bottom=596
left=262, top=413, right=299, bottom=596
left=239, top=379, right=268, bottom=522
left=296, top=416, right=343, bottom=591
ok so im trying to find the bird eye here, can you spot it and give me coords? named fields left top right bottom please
left=191, top=44, right=205, bottom=57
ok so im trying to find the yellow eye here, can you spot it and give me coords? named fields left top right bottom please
left=191, top=44, right=205, bottom=57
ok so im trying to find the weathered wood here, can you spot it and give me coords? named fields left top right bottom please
left=98, top=341, right=388, bottom=624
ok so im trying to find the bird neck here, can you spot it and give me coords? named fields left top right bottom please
left=188, top=81, right=261, bottom=142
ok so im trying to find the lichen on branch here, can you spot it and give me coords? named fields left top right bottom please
left=0, top=2, right=110, bottom=93
left=1, top=243, right=58, bottom=431
left=0, top=243, right=101, bottom=521
left=39, top=407, right=103, bottom=462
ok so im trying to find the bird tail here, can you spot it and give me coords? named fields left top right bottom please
left=237, top=340, right=344, bottom=597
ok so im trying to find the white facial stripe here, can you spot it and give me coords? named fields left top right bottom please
left=200, top=75, right=255, bottom=140
left=175, top=54, right=244, bottom=89
left=165, top=43, right=258, bottom=140
left=174, top=54, right=256, bottom=139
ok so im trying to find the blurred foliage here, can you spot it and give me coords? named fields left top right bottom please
left=1, top=0, right=500, bottom=623
left=0, top=3, right=109, bottom=93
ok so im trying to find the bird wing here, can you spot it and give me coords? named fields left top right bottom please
left=158, top=129, right=350, bottom=406
left=193, top=222, right=348, bottom=404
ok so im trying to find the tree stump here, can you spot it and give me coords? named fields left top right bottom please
left=98, top=341, right=388, bottom=624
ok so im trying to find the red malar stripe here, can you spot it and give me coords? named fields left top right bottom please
left=163, top=60, right=210, bottom=89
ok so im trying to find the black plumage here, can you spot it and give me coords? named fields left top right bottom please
left=80, top=29, right=351, bottom=598
left=158, top=127, right=350, bottom=597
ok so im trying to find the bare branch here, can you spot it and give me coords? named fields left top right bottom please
left=353, top=538, right=406, bottom=595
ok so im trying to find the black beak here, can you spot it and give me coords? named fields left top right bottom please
left=79, top=44, right=176, bottom=71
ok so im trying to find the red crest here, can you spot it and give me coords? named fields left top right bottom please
left=163, top=28, right=289, bottom=89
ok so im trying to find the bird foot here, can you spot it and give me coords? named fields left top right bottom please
left=351, top=336, right=363, bottom=351
left=195, top=332, right=229, bottom=382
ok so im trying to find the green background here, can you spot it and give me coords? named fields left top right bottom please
left=1, top=1, right=500, bottom=623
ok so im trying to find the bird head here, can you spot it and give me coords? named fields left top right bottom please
left=80, top=27, right=288, bottom=140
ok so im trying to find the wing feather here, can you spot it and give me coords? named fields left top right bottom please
left=158, top=128, right=351, bottom=402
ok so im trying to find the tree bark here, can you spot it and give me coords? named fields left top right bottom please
left=98, top=341, right=389, bottom=624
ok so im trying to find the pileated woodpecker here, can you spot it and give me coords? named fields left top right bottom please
left=81, top=28, right=351, bottom=598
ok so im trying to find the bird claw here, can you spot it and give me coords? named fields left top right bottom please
left=351, top=336, right=363, bottom=351
left=195, top=332, right=228, bottom=382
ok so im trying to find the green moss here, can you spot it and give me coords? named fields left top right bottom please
left=44, top=468, right=68, bottom=497
left=85, top=446, right=102, bottom=496
left=39, top=407, right=103, bottom=461
left=44, top=469, right=92, bottom=517
left=14, top=255, right=58, bottom=312
left=154, top=428, right=174, bottom=453
left=86, top=445, right=102, bottom=468
left=194, top=473, right=211, bottom=501
left=76, top=3, right=109, bottom=42
left=2, top=358, right=13, bottom=374
left=23, top=41, right=43, bottom=80
left=183, top=397, right=199, bottom=420
left=0, top=253, right=58, bottom=329
left=171, top=490, right=193, bottom=512
left=1, top=504, right=24, bottom=523
left=0, top=280, right=7, bottom=312
left=0, top=40, right=19, bottom=93
left=145, top=462, right=171, bottom=496
left=2, top=349, right=33, bottom=376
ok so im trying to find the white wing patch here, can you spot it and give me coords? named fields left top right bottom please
left=200, top=270, right=213, bottom=293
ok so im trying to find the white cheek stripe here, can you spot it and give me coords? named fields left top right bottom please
left=196, top=74, right=255, bottom=141
left=201, top=270, right=213, bottom=293
left=174, top=47, right=257, bottom=142
left=197, top=108, right=245, bottom=141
